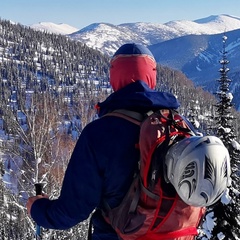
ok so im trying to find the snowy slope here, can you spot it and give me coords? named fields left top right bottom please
left=148, top=28, right=240, bottom=82
left=30, top=22, right=79, bottom=35
left=166, top=14, right=240, bottom=35
left=69, top=22, right=149, bottom=55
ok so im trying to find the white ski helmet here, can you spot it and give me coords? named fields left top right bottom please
left=165, top=136, right=231, bottom=207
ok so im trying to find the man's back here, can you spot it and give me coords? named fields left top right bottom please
left=26, top=44, right=181, bottom=240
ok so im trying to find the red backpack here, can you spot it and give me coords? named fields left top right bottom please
left=100, top=109, right=205, bottom=240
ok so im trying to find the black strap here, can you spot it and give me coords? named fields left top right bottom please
left=128, top=177, right=141, bottom=214
left=87, top=215, right=93, bottom=240
left=140, top=178, right=160, bottom=201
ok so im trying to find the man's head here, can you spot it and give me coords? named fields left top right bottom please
left=110, top=43, right=157, bottom=91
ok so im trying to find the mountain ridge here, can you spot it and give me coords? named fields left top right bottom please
left=148, top=29, right=240, bottom=110
left=28, top=14, right=240, bottom=110
left=30, top=14, right=240, bottom=55
left=30, top=22, right=79, bottom=35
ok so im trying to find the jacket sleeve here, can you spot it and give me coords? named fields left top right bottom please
left=30, top=125, right=103, bottom=229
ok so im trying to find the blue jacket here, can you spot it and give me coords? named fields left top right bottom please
left=30, top=81, right=180, bottom=239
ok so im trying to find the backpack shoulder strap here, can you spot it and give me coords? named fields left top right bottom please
left=103, top=109, right=144, bottom=126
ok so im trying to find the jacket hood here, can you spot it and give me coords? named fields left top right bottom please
left=97, top=81, right=180, bottom=117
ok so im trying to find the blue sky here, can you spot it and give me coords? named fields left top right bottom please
left=1, top=0, right=240, bottom=29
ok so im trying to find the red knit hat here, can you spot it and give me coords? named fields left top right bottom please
left=110, top=43, right=157, bottom=91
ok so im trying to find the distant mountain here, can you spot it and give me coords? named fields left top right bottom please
left=28, top=14, right=240, bottom=110
left=67, top=14, right=240, bottom=110
left=68, top=14, right=240, bottom=56
left=29, top=14, right=240, bottom=56
left=148, top=29, right=240, bottom=110
left=30, top=22, right=79, bottom=35
left=149, top=28, right=240, bottom=84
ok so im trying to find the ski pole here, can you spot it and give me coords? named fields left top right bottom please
left=34, top=183, right=43, bottom=240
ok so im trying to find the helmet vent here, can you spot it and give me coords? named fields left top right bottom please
left=222, top=157, right=228, bottom=178
left=204, top=156, right=215, bottom=186
left=180, top=162, right=195, bottom=181
left=179, top=162, right=197, bottom=198
left=204, top=138, right=211, bottom=144
left=200, top=192, right=208, bottom=203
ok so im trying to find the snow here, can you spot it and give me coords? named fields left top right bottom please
left=226, top=93, right=233, bottom=101
left=199, top=52, right=214, bottom=63
left=218, top=126, right=232, bottom=134
left=30, top=22, right=79, bottom=35
left=221, top=188, right=231, bottom=205
left=194, top=14, right=240, bottom=31
left=225, top=38, right=240, bottom=53
left=201, top=211, right=216, bottom=239
left=222, top=35, right=228, bottom=42
left=217, top=232, right=226, bottom=240
left=232, top=139, right=240, bottom=150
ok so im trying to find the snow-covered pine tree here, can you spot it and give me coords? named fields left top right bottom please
left=202, top=34, right=240, bottom=240
left=187, top=100, right=201, bottom=129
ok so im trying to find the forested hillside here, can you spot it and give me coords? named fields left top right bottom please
left=0, top=19, right=239, bottom=239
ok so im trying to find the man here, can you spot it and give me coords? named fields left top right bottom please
left=26, top=43, right=181, bottom=239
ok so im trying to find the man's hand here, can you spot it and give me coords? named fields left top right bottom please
left=26, top=194, right=49, bottom=215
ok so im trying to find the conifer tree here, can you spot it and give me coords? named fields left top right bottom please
left=205, top=34, right=240, bottom=240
